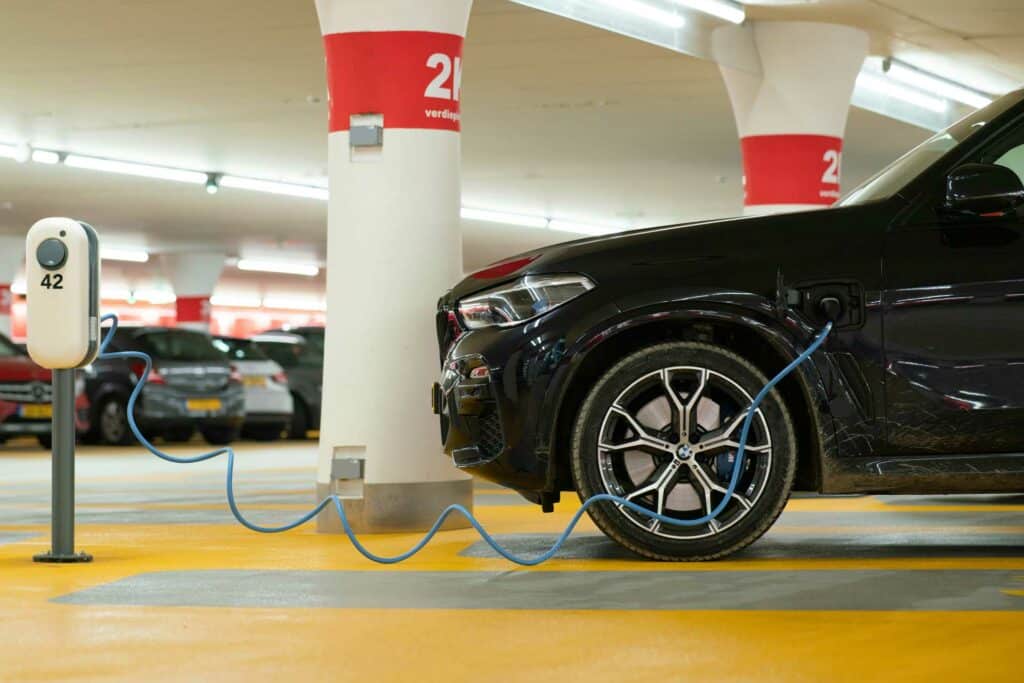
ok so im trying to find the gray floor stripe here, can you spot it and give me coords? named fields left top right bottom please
left=53, top=569, right=1024, bottom=611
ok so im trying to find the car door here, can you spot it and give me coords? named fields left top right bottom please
left=883, top=120, right=1024, bottom=454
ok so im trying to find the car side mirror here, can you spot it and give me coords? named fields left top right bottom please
left=945, top=163, right=1024, bottom=216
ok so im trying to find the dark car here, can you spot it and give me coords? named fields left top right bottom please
left=0, top=333, right=90, bottom=448
left=263, top=326, right=324, bottom=355
left=434, top=89, right=1024, bottom=561
left=85, top=326, right=245, bottom=446
left=252, top=332, right=322, bottom=439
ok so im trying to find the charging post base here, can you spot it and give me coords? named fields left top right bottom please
left=33, top=369, right=91, bottom=564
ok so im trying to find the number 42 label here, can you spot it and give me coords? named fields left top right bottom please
left=40, top=273, right=64, bottom=290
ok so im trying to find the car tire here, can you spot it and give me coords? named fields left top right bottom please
left=163, top=425, right=196, bottom=443
left=200, top=425, right=240, bottom=446
left=571, top=342, right=797, bottom=561
left=243, top=424, right=285, bottom=441
left=288, top=398, right=309, bottom=440
left=98, top=395, right=134, bottom=446
left=37, top=434, right=51, bottom=450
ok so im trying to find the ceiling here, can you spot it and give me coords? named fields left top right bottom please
left=0, top=0, right=1018, bottom=283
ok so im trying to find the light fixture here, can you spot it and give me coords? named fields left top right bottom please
left=64, top=154, right=207, bottom=184
left=594, top=0, right=687, bottom=28
left=884, top=59, right=993, bottom=110
left=219, top=175, right=329, bottom=201
left=236, top=259, right=320, bottom=277
left=31, top=149, right=61, bottom=164
left=101, top=247, right=150, bottom=263
left=210, top=293, right=262, bottom=308
left=205, top=174, right=220, bottom=195
left=461, top=207, right=549, bottom=228
left=0, top=143, right=18, bottom=160
left=669, top=0, right=744, bottom=24
left=262, top=295, right=326, bottom=312
left=0, top=143, right=30, bottom=163
left=855, top=71, right=948, bottom=114
left=549, top=219, right=620, bottom=236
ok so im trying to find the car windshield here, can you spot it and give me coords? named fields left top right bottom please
left=839, top=92, right=1024, bottom=206
left=212, top=338, right=270, bottom=362
left=0, top=335, right=22, bottom=358
left=138, top=330, right=226, bottom=362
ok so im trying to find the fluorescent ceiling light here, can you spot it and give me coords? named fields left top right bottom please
left=0, top=143, right=18, bottom=160
left=855, top=72, right=948, bottom=114
left=669, top=0, right=744, bottom=24
left=885, top=60, right=993, bottom=110
left=461, top=207, right=549, bottom=228
left=31, top=149, right=60, bottom=164
left=262, top=296, right=326, bottom=312
left=101, top=247, right=150, bottom=263
left=210, top=293, right=263, bottom=308
left=595, top=0, right=686, bottom=28
left=64, top=154, right=207, bottom=184
left=237, top=259, right=320, bottom=277
left=220, top=175, right=329, bottom=201
left=549, top=219, right=620, bottom=236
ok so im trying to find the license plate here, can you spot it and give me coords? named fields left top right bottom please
left=20, top=404, right=52, bottom=419
left=186, top=398, right=222, bottom=412
left=243, top=376, right=266, bottom=388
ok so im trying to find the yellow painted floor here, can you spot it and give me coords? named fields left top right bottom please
left=0, top=440, right=1021, bottom=682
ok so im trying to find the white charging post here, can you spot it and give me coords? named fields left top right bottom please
left=25, top=217, right=100, bottom=563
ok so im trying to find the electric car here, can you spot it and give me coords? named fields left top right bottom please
left=85, top=325, right=245, bottom=446
left=251, top=332, right=322, bottom=439
left=434, top=88, right=1024, bottom=561
left=0, top=333, right=89, bottom=448
left=212, top=336, right=293, bottom=440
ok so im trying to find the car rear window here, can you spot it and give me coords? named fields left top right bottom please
left=137, top=330, right=226, bottom=362
left=212, top=338, right=270, bottom=362
left=257, top=340, right=321, bottom=368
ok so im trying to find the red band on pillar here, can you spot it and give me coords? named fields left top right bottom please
left=176, top=296, right=211, bottom=325
left=741, top=135, right=843, bottom=207
left=323, top=31, right=464, bottom=133
left=0, top=285, right=11, bottom=316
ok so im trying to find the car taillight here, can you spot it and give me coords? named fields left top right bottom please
left=229, top=365, right=243, bottom=384
left=131, top=361, right=165, bottom=385
left=272, top=371, right=288, bottom=384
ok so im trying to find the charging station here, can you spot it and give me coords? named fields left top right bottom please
left=25, top=217, right=100, bottom=563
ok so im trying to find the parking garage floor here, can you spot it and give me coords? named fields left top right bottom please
left=0, top=441, right=1021, bottom=682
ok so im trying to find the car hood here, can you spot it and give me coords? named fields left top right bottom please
left=0, top=355, right=52, bottom=383
left=450, top=206, right=872, bottom=301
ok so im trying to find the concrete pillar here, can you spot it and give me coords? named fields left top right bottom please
left=0, top=236, right=23, bottom=338
left=314, top=0, right=474, bottom=532
left=160, top=252, right=225, bottom=331
left=713, top=22, right=868, bottom=215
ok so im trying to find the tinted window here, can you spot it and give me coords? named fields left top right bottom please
left=212, top=338, right=270, bottom=362
left=137, top=330, right=226, bottom=362
left=0, top=334, right=21, bottom=358
left=257, top=340, right=320, bottom=368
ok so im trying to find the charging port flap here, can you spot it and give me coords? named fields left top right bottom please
left=792, top=280, right=865, bottom=330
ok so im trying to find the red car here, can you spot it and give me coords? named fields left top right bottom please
left=0, top=334, right=89, bottom=448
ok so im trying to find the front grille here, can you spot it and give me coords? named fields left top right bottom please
left=477, top=410, right=504, bottom=460
left=0, top=381, right=51, bottom=403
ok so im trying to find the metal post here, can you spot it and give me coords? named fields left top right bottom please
left=33, top=369, right=91, bottom=563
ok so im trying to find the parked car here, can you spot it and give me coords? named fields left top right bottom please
left=0, top=332, right=89, bottom=448
left=212, top=336, right=293, bottom=440
left=263, top=326, right=324, bottom=355
left=85, top=326, right=244, bottom=446
left=434, top=88, right=1024, bottom=561
left=251, top=332, right=321, bottom=439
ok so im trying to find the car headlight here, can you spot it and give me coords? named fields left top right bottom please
left=457, top=274, right=595, bottom=330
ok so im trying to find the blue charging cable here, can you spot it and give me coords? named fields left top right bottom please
left=99, top=314, right=831, bottom=565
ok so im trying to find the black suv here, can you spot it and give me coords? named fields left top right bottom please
left=435, top=89, right=1024, bottom=560
left=85, top=326, right=245, bottom=446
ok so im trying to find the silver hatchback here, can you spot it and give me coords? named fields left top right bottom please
left=212, top=337, right=294, bottom=440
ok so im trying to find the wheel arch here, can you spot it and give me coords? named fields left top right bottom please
left=546, top=305, right=833, bottom=494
